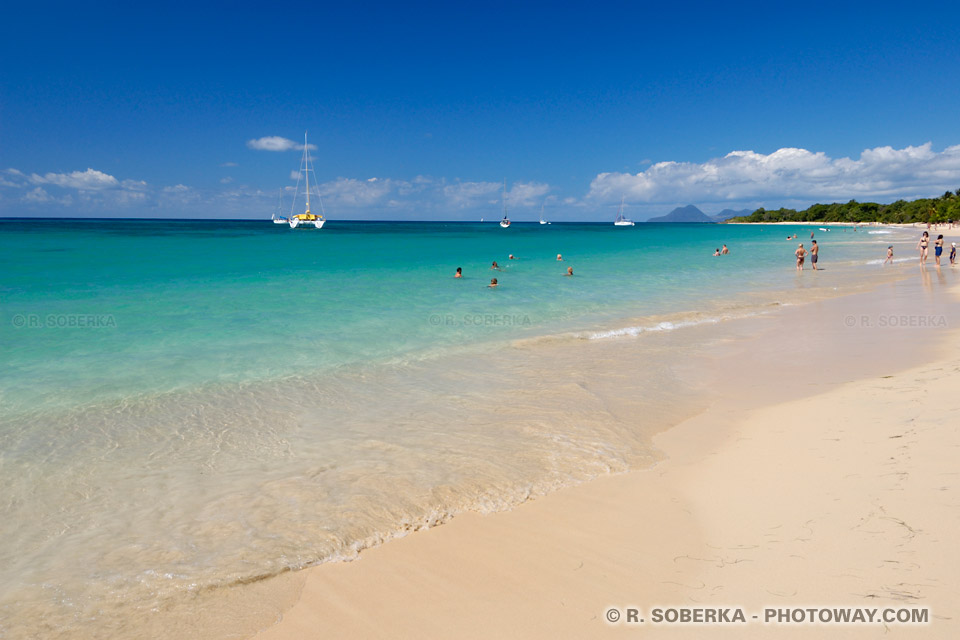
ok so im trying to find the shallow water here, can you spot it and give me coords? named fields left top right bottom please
left=0, top=220, right=925, bottom=638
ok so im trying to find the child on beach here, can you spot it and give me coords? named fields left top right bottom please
left=795, top=243, right=806, bottom=271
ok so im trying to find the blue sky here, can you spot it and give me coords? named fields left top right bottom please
left=2, top=1, right=959, bottom=220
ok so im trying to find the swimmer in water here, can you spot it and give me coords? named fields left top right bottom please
left=488, top=277, right=498, bottom=288
left=454, top=267, right=462, bottom=278
left=713, top=248, right=720, bottom=256
left=491, top=261, right=501, bottom=270
left=508, top=254, right=516, bottom=260
left=721, top=244, right=729, bottom=254
left=564, top=266, right=573, bottom=276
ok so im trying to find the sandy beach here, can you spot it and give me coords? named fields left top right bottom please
left=253, top=252, right=960, bottom=639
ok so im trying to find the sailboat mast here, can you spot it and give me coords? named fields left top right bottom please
left=303, top=132, right=311, bottom=215
left=502, top=178, right=507, bottom=218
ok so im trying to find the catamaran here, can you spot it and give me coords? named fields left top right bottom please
left=288, top=132, right=326, bottom=229
left=614, top=196, right=634, bottom=226
left=499, top=179, right=511, bottom=228
left=271, top=188, right=288, bottom=224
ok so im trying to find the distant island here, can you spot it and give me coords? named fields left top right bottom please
left=726, top=190, right=960, bottom=224
left=646, top=205, right=751, bottom=223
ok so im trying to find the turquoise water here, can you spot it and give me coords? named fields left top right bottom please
left=0, top=220, right=907, bottom=417
left=0, top=219, right=918, bottom=639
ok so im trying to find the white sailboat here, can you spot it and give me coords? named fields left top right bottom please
left=288, top=132, right=326, bottom=229
left=499, top=179, right=511, bottom=228
left=539, top=201, right=549, bottom=225
left=614, top=196, right=634, bottom=226
left=271, top=188, right=288, bottom=224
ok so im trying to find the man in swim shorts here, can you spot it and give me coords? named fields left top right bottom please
left=811, top=240, right=819, bottom=270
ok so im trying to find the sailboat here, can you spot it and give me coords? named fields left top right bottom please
left=288, top=132, right=326, bottom=229
left=614, top=196, right=634, bottom=226
left=271, top=188, right=288, bottom=224
left=499, top=179, right=511, bottom=228
left=539, top=201, right=549, bottom=225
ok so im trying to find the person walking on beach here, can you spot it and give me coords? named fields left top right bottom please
left=934, top=235, right=944, bottom=266
left=795, top=243, right=806, bottom=271
left=950, top=243, right=956, bottom=265
left=917, top=232, right=929, bottom=266
left=810, top=240, right=819, bottom=270
left=884, top=246, right=894, bottom=265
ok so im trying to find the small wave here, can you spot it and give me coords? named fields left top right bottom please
left=867, top=230, right=892, bottom=234
left=584, top=315, right=734, bottom=340
left=864, top=257, right=915, bottom=265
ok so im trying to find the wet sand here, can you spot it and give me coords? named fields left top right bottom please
left=252, top=254, right=960, bottom=638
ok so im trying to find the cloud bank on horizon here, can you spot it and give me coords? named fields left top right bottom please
left=588, top=143, right=960, bottom=205
left=3, top=143, right=960, bottom=219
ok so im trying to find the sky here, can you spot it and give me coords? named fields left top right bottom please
left=2, top=1, right=960, bottom=221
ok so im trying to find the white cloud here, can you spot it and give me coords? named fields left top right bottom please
left=442, top=180, right=501, bottom=208
left=220, top=177, right=233, bottom=184
left=319, top=177, right=404, bottom=207
left=22, top=187, right=72, bottom=205
left=247, top=136, right=316, bottom=152
left=587, top=143, right=960, bottom=205
left=506, top=181, right=550, bottom=207
left=31, top=168, right=119, bottom=190
left=221, top=162, right=238, bottom=167
left=290, top=170, right=301, bottom=181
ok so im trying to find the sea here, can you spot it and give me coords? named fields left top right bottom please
left=0, top=219, right=921, bottom=638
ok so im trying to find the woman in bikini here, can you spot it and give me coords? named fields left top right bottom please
left=934, top=234, right=944, bottom=266
left=795, top=243, right=806, bottom=271
left=917, top=232, right=929, bottom=266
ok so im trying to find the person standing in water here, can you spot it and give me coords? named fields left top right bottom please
left=934, top=235, right=944, bottom=266
left=795, top=243, right=806, bottom=271
left=917, top=232, right=929, bottom=266
left=721, top=244, right=729, bottom=254
left=950, top=243, right=956, bottom=265
left=810, top=240, right=819, bottom=270
left=564, top=266, right=573, bottom=276
left=884, top=246, right=894, bottom=265
left=454, top=267, right=462, bottom=278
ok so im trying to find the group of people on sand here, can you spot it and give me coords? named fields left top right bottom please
left=916, top=231, right=956, bottom=267
left=795, top=239, right=819, bottom=271
left=454, top=252, right=573, bottom=288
